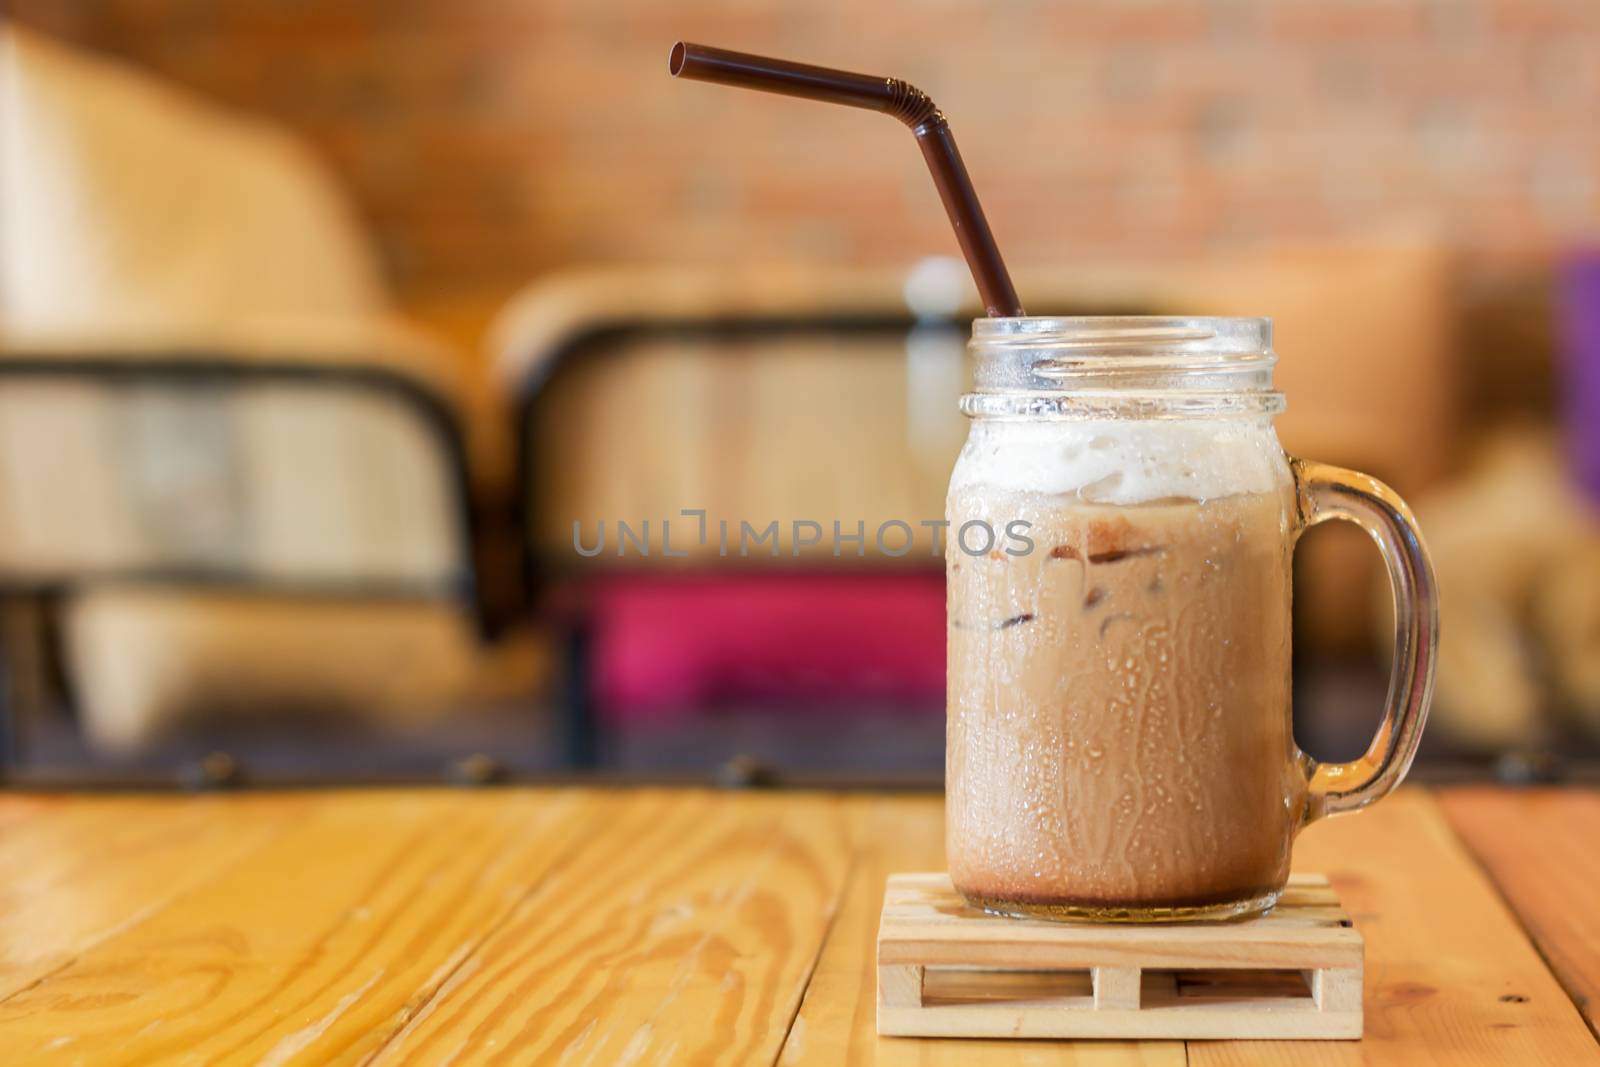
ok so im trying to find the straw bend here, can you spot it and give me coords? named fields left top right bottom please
left=883, top=81, right=942, bottom=132
left=669, top=41, right=1024, bottom=316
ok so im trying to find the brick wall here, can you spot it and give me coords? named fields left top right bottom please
left=13, top=0, right=1600, bottom=306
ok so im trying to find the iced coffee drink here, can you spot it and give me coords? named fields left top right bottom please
left=948, top=483, right=1300, bottom=916
left=947, top=317, right=1437, bottom=922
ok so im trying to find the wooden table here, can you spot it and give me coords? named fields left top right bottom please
left=0, top=787, right=1595, bottom=1065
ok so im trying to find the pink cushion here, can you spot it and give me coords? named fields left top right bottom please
left=587, top=573, right=945, bottom=723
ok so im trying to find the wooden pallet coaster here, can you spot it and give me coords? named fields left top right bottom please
left=876, top=872, right=1363, bottom=1040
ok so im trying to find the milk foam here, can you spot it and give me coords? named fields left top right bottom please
left=949, top=419, right=1284, bottom=504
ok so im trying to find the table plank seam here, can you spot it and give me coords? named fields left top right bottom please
left=614, top=798, right=855, bottom=1067
left=769, top=846, right=861, bottom=1067
left=354, top=806, right=614, bottom=1066
left=0, top=953, right=81, bottom=1012
left=354, top=791, right=859, bottom=1065
left=1422, top=789, right=1600, bottom=1050
left=0, top=803, right=306, bottom=1009
left=1440, top=795, right=1600, bottom=1047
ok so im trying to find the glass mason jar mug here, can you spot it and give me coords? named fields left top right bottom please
left=945, top=317, right=1437, bottom=922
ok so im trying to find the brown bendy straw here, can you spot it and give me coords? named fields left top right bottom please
left=669, top=42, right=1025, bottom=318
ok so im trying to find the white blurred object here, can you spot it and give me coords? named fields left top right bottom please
left=0, top=24, right=382, bottom=335
left=902, top=255, right=971, bottom=321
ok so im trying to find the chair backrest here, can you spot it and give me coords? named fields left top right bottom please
left=521, top=320, right=969, bottom=566
left=0, top=355, right=477, bottom=609
left=0, top=28, right=482, bottom=618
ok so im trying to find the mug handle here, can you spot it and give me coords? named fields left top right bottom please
left=1291, top=459, right=1439, bottom=822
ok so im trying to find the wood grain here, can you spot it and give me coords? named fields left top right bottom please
left=0, top=789, right=611, bottom=1066
left=777, top=795, right=1187, bottom=1066
left=1191, top=790, right=1600, bottom=1066
left=0, top=793, right=307, bottom=1000
left=363, top=789, right=854, bottom=1066
left=1438, top=787, right=1600, bottom=1039
left=0, top=787, right=1593, bottom=1066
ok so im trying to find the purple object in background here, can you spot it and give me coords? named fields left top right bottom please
left=1559, top=249, right=1600, bottom=506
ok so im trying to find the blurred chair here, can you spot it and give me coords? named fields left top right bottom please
left=496, top=244, right=1456, bottom=768
left=493, top=264, right=990, bottom=766
left=0, top=27, right=507, bottom=761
